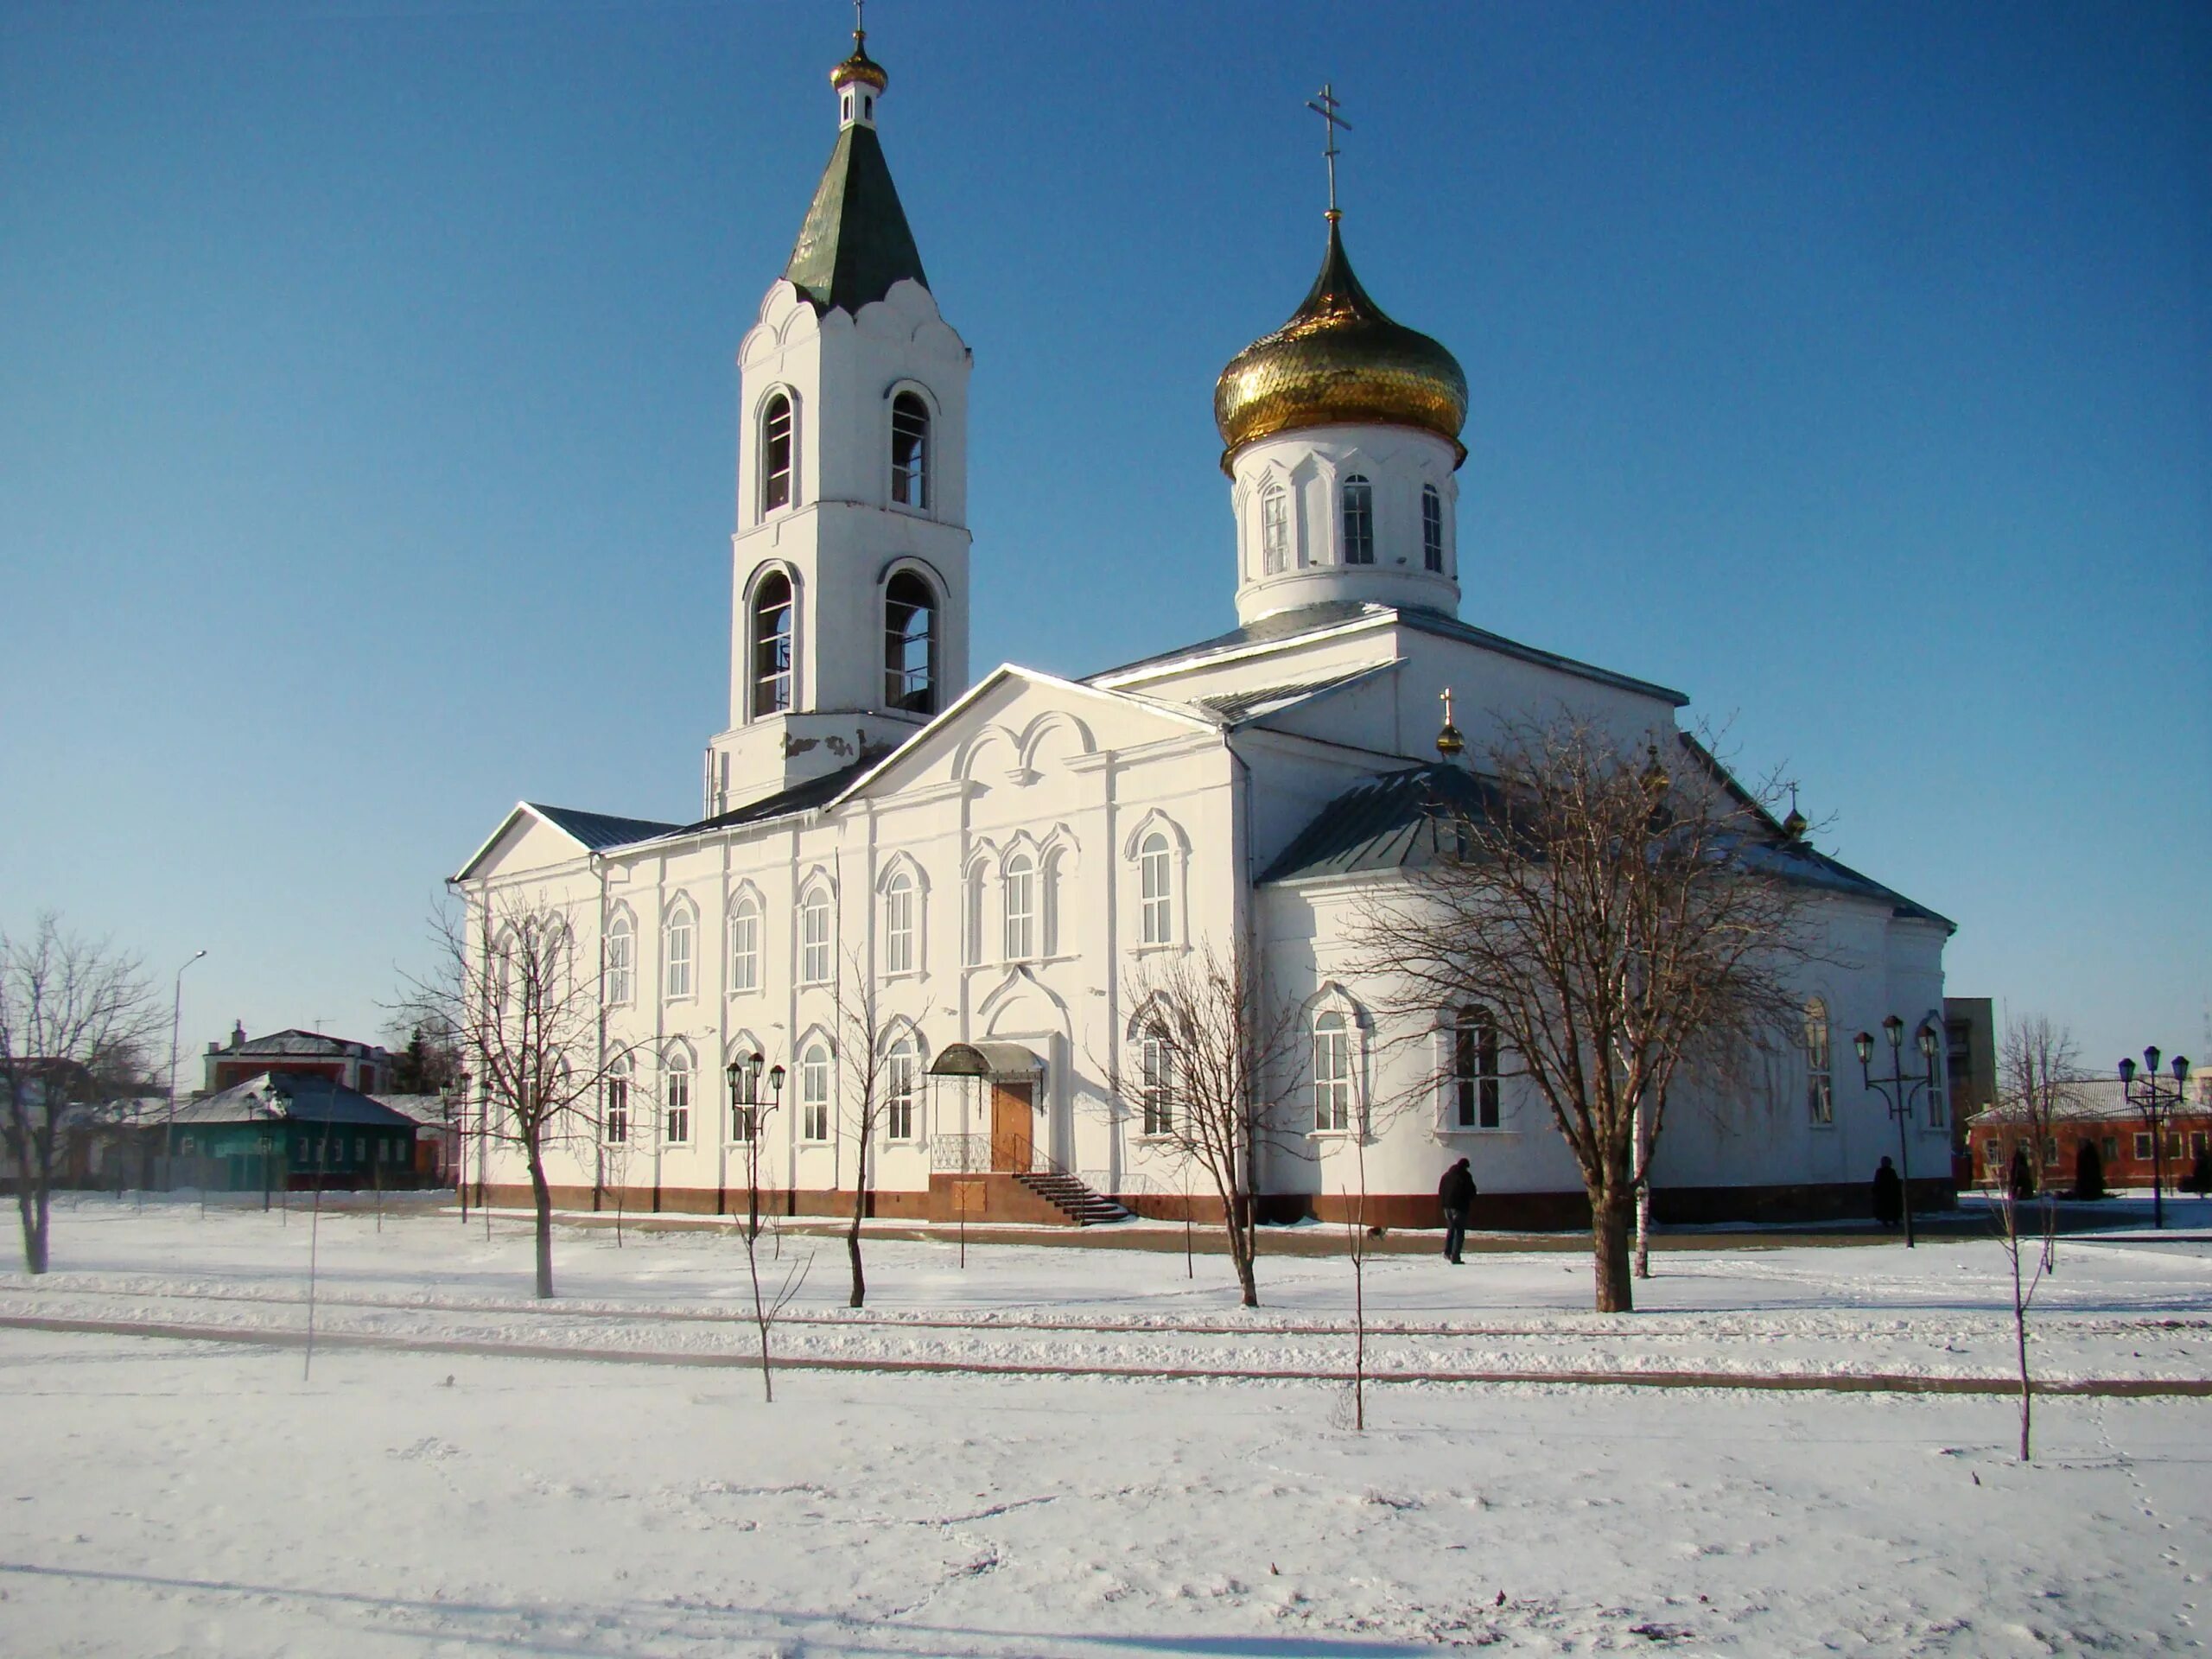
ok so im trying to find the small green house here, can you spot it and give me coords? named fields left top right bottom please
left=168, top=1071, right=419, bottom=1193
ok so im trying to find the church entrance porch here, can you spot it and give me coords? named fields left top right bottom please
left=925, top=1043, right=1125, bottom=1226
left=988, top=1080, right=1034, bottom=1173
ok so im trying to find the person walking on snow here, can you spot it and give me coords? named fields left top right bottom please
left=1871, top=1155, right=1903, bottom=1230
left=1439, top=1157, right=1476, bottom=1263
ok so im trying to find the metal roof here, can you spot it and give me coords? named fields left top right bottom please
left=1192, top=662, right=1396, bottom=726
left=784, top=123, right=928, bottom=315
left=527, top=804, right=682, bottom=852
left=927, top=1041, right=1043, bottom=1080
left=174, top=1072, right=419, bottom=1129
left=666, top=761, right=872, bottom=840
left=225, top=1029, right=372, bottom=1058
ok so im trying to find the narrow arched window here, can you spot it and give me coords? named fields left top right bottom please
left=728, top=894, right=760, bottom=994
left=1313, top=1011, right=1351, bottom=1131
left=883, top=870, right=916, bottom=975
left=890, top=391, right=930, bottom=509
left=1922, top=1022, right=1947, bottom=1129
left=751, top=571, right=793, bottom=718
left=800, top=887, right=833, bottom=985
left=1003, top=853, right=1035, bottom=962
left=1262, top=486, right=1288, bottom=574
left=1421, top=484, right=1444, bottom=572
left=1139, top=832, right=1172, bottom=945
left=604, top=1058, right=630, bottom=1145
left=606, top=914, right=633, bottom=1006
left=664, top=1050, right=691, bottom=1145
left=1803, top=1000, right=1833, bottom=1125
left=885, top=1038, right=917, bottom=1141
left=1453, top=1007, right=1500, bottom=1128
left=884, top=571, right=937, bottom=715
left=761, top=393, right=794, bottom=514
left=1141, top=1027, right=1173, bottom=1137
left=664, top=903, right=695, bottom=1000
left=1340, top=474, right=1374, bottom=565
left=801, top=1043, right=830, bottom=1141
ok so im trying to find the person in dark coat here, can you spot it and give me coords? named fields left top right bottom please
left=2008, top=1146, right=2037, bottom=1203
left=1871, top=1155, right=1903, bottom=1229
left=1439, top=1157, right=1476, bottom=1263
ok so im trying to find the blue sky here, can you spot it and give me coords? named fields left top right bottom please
left=3, top=0, right=2205, bottom=1077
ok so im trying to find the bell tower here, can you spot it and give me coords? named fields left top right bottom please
left=704, top=24, right=973, bottom=817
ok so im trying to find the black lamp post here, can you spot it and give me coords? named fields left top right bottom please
left=1855, top=1014, right=1942, bottom=1249
left=2118, top=1047, right=2190, bottom=1230
left=726, top=1052, right=766, bottom=1236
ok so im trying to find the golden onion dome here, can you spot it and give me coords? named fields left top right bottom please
left=1214, top=218, right=1467, bottom=473
left=830, top=30, right=888, bottom=93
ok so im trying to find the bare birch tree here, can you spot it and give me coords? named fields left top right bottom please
left=410, top=893, right=628, bottom=1299
left=1998, top=1014, right=2080, bottom=1276
left=1115, top=943, right=1307, bottom=1309
left=1354, top=720, right=1815, bottom=1313
left=0, top=914, right=162, bottom=1274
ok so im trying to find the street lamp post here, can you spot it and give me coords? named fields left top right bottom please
left=2118, top=1048, right=2190, bottom=1230
left=1855, top=1014, right=1942, bottom=1249
left=162, top=948, right=207, bottom=1192
left=725, top=1052, right=767, bottom=1239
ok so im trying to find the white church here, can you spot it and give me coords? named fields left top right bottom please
left=454, top=29, right=1955, bottom=1230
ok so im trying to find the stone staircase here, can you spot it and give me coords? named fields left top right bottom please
left=1012, top=1169, right=1130, bottom=1226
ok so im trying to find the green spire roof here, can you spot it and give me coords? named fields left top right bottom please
left=784, top=124, right=928, bottom=315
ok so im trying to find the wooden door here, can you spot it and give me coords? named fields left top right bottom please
left=989, top=1081, right=1033, bottom=1172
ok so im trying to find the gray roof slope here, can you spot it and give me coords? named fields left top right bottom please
left=785, top=124, right=928, bottom=314
left=175, top=1072, right=418, bottom=1129
left=1192, top=663, right=1395, bottom=726
left=1089, top=601, right=1688, bottom=708
left=529, top=804, right=682, bottom=852
left=1261, top=760, right=1953, bottom=929
left=229, top=1029, right=370, bottom=1058
left=658, top=760, right=873, bottom=842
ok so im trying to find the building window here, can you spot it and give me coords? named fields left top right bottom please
left=886, top=1039, right=917, bottom=1141
left=751, top=571, right=794, bottom=718
left=1141, top=1027, right=1173, bottom=1136
left=890, top=391, right=930, bottom=509
left=2101, top=1136, right=2118, bottom=1163
left=802, top=1044, right=830, bottom=1141
left=1421, top=484, right=1443, bottom=572
left=1262, top=486, right=1288, bottom=574
left=606, top=914, right=633, bottom=1006
left=1803, top=999, right=1833, bottom=1125
left=1340, top=475, right=1374, bottom=565
left=1922, top=1026, right=1947, bottom=1128
left=883, top=871, right=916, bottom=976
left=1453, top=1008, right=1500, bottom=1129
left=761, top=393, right=793, bottom=514
left=729, top=894, right=760, bottom=994
left=883, top=571, right=937, bottom=715
left=664, top=1052, right=691, bottom=1145
left=664, top=903, right=695, bottom=1000
left=2134, top=1132, right=2152, bottom=1160
left=800, top=887, right=833, bottom=985
left=1313, top=1010, right=1351, bottom=1132
left=1004, top=853, right=1036, bottom=961
left=1139, top=832, right=1172, bottom=945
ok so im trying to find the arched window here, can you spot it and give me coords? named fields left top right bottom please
left=885, top=1037, right=918, bottom=1141
left=760, top=393, right=794, bottom=514
left=604, top=1058, right=630, bottom=1144
left=728, top=893, right=761, bottom=994
left=889, top=391, right=930, bottom=509
left=1453, top=1007, right=1500, bottom=1129
left=1804, top=999, right=1833, bottom=1125
left=1340, top=474, right=1374, bottom=565
left=1139, top=832, right=1173, bottom=945
left=883, top=870, right=917, bottom=976
left=884, top=571, right=937, bottom=715
left=801, top=1043, right=830, bottom=1141
left=1261, top=486, right=1288, bottom=574
left=800, top=886, right=833, bottom=985
left=606, top=913, right=633, bottom=1006
left=1922, top=1022, right=1947, bottom=1129
left=1003, top=853, right=1036, bottom=961
left=664, top=1050, right=691, bottom=1145
left=1141, top=1027, right=1173, bottom=1137
left=1313, top=1011, right=1351, bottom=1131
left=664, top=901, right=695, bottom=1000
left=751, top=571, right=794, bottom=718
left=1421, top=484, right=1444, bottom=573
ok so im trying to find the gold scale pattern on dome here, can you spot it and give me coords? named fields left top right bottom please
left=1213, top=216, right=1469, bottom=473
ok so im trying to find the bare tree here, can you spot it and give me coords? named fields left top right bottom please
left=0, top=914, right=162, bottom=1274
left=832, top=949, right=899, bottom=1309
left=1354, top=719, right=1816, bottom=1313
left=1998, top=1014, right=2081, bottom=1276
left=1115, top=943, right=1307, bottom=1309
left=1988, top=1159, right=2050, bottom=1461
left=409, top=893, right=628, bottom=1299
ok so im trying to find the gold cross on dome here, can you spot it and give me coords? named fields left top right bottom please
left=1305, top=83, right=1353, bottom=218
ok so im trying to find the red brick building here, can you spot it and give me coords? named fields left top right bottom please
left=1967, top=1075, right=2211, bottom=1194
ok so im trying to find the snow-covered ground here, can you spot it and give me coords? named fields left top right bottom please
left=1, top=1198, right=2206, bottom=1656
